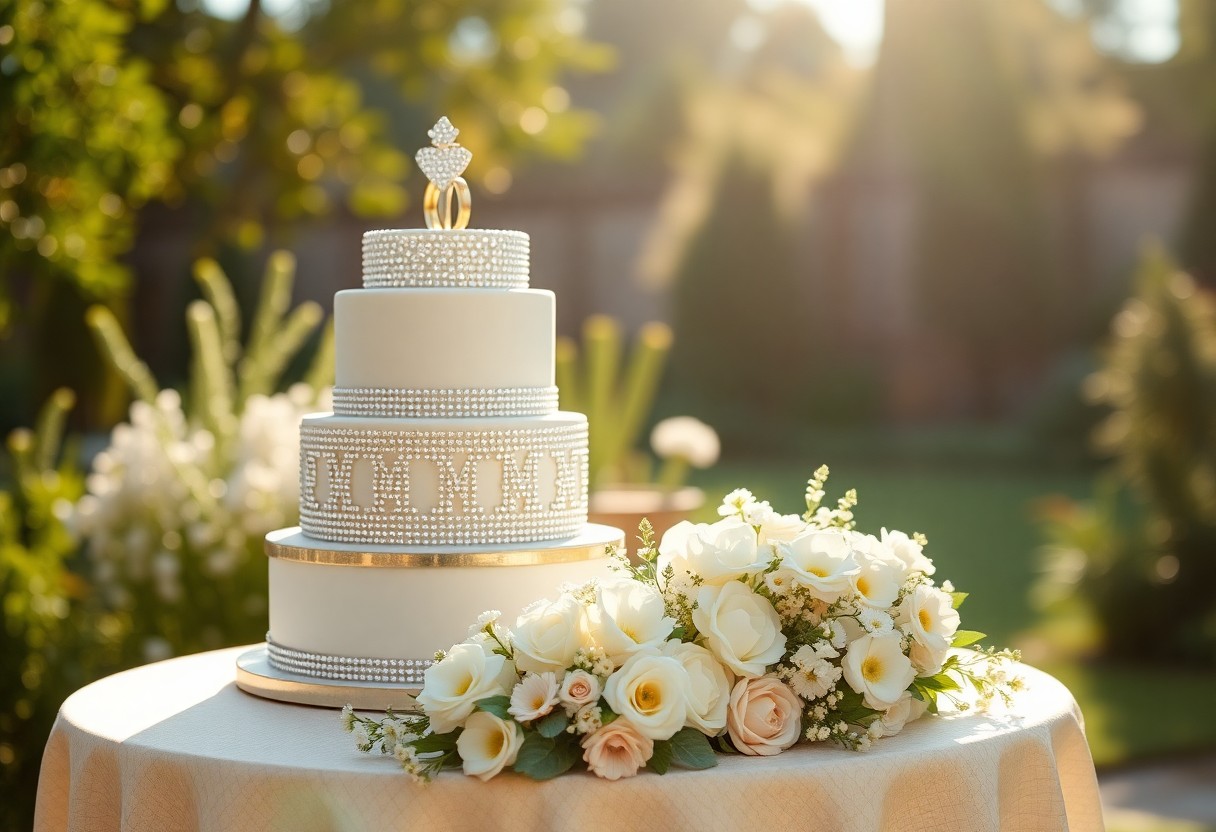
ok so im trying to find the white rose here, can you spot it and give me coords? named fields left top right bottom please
left=512, top=593, right=587, bottom=674
left=581, top=719, right=653, bottom=780
left=455, top=710, right=523, bottom=781
left=757, top=512, right=805, bottom=545
left=875, top=691, right=929, bottom=738
left=726, top=676, right=802, bottom=756
left=882, top=528, right=935, bottom=577
left=898, top=585, right=960, bottom=674
left=692, top=581, right=786, bottom=678
left=658, top=517, right=769, bottom=586
left=585, top=578, right=676, bottom=666
left=415, top=642, right=516, bottom=734
left=776, top=528, right=860, bottom=602
left=558, top=669, right=601, bottom=713
left=662, top=640, right=733, bottom=734
left=841, top=632, right=916, bottom=711
left=602, top=651, right=691, bottom=740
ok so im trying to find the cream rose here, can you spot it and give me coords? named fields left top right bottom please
left=512, top=593, right=587, bottom=674
left=581, top=719, right=654, bottom=780
left=416, top=642, right=516, bottom=734
left=658, top=517, right=769, bottom=586
left=585, top=578, right=676, bottom=666
left=455, top=710, right=523, bottom=781
left=662, top=640, right=733, bottom=734
left=692, top=581, right=786, bottom=678
left=777, top=529, right=860, bottom=602
left=559, top=669, right=601, bottom=713
left=602, top=651, right=691, bottom=740
left=842, top=632, right=916, bottom=710
left=726, top=676, right=802, bottom=756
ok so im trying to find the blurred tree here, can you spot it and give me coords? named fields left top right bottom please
left=0, top=0, right=608, bottom=424
left=1036, top=245, right=1216, bottom=665
left=1176, top=0, right=1216, bottom=286
left=853, top=0, right=1139, bottom=417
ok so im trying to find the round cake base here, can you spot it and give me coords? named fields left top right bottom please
left=235, top=645, right=419, bottom=711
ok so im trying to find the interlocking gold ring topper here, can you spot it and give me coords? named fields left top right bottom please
left=415, top=116, right=473, bottom=230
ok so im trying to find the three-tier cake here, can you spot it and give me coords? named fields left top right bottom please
left=236, top=118, right=623, bottom=708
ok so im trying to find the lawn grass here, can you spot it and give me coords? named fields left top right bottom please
left=684, top=457, right=1216, bottom=767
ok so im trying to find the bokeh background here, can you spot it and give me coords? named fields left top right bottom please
left=3, top=0, right=1216, bottom=829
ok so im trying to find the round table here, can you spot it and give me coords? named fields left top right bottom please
left=34, top=646, right=1103, bottom=832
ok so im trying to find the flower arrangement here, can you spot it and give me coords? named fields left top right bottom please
left=343, top=467, right=1020, bottom=782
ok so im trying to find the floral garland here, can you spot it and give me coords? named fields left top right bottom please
left=341, top=467, right=1021, bottom=782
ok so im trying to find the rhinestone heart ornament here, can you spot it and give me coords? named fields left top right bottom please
left=415, top=117, right=472, bottom=191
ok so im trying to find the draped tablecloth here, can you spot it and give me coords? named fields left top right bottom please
left=34, top=645, right=1103, bottom=832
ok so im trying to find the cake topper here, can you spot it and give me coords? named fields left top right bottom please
left=415, top=116, right=473, bottom=230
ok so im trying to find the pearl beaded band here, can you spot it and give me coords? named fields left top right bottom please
left=298, top=421, right=589, bottom=546
left=266, top=634, right=432, bottom=686
left=331, top=385, right=559, bottom=419
left=362, top=229, right=529, bottom=289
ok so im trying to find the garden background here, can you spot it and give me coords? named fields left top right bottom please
left=3, top=0, right=1216, bottom=829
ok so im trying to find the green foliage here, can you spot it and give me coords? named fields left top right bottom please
left=473, top=695, right=512, bottom=720
left=0, top=0, right=608, bottom=326
left=666, top=726, right=717, bottom=770
left=557, top=317, right=673, bottom=487
left=512, top=730, right=580, bottom=780
left=1035, top=245, right=1216, bottom=664
left=0, top=391, right=121, bottom=832
left=534, top=709, right=569, bottom=738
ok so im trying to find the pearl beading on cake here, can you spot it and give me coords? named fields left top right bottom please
left=266, top=634, right=432, bottom=685
left=298, top=422, right=589, bottom=545
left=332, top=386, right=559, bottom=418
left=362, top=229, right=529, bottom=289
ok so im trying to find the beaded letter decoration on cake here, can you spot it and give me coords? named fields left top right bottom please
left=416, top=116, right=473, bottom=230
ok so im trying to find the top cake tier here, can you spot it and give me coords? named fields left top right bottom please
left=362, top=229, right=529, bottom=290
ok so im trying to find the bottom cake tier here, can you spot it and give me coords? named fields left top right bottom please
left=263, top=524, right=622, bottom=686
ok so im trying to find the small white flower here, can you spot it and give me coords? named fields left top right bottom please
left=570, top=703, right=604, bottom=735
left=718, top=488, right=757, bottom=516
left=858, top=608, right=894, bottom=635
left=828, top=619, right=848, bottom=649
left=468, top=610, right=502, bottom=637
left=941, top=579, right=955, bottom=593
left=650, top=416, right=720, bottom=468
left=340, top=704, right=356, bottom=732
left=508, top=672, right=561, bottom=723
left=353, top=724, right=371, bottom=751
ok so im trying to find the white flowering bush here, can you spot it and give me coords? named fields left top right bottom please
left=74, top=253, right=332, bottom=661
left=344, top=467, right=1021, bottom=782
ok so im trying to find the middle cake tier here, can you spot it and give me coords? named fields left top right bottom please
left=298, top=412, right=588, bottom=546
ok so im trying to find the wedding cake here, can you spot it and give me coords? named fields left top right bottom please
left=246, top=118, right=622, bottom=702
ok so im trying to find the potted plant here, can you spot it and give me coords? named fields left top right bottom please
left=556, top=315, right=719, bottom=550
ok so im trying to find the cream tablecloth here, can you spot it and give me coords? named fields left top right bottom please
left=34, top=645, right=1103, bottom=832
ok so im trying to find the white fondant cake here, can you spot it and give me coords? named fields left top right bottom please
left=263, top=125, right=622, bottom=685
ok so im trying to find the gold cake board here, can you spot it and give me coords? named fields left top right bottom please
left=236, top=645, right=421, bottom=710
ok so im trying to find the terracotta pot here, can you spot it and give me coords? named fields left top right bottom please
left=588, top=485, right=705, bottom=558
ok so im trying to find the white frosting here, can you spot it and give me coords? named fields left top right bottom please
left=267, top=529, right=617, bottom=660
left=298, top=411, right=588, bottom=545
left=334, top=288, right=554, bottom=390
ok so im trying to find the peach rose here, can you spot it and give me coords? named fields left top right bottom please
left=580, top=719, right=654, bottom=780
left=726, top=677, right=802, bottom=756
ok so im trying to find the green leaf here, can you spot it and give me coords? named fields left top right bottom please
left=950, top=591, right=969, bottom=609
left=915, top=673, right=961, bottom=693
left=951, top=630, right=987, bottom=648
left=475, top=695, right=512, bottom=719
left=536, top=710, right=569, bottom=738
left=668, top=728, right=717, bottom=770
left=513, top=732, right=580, bottom=781
left=412, top=731, right=459, bottom=754
left=649, top=739, right=673, bottom=774
left=669, top=625, right=687, bottom=641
